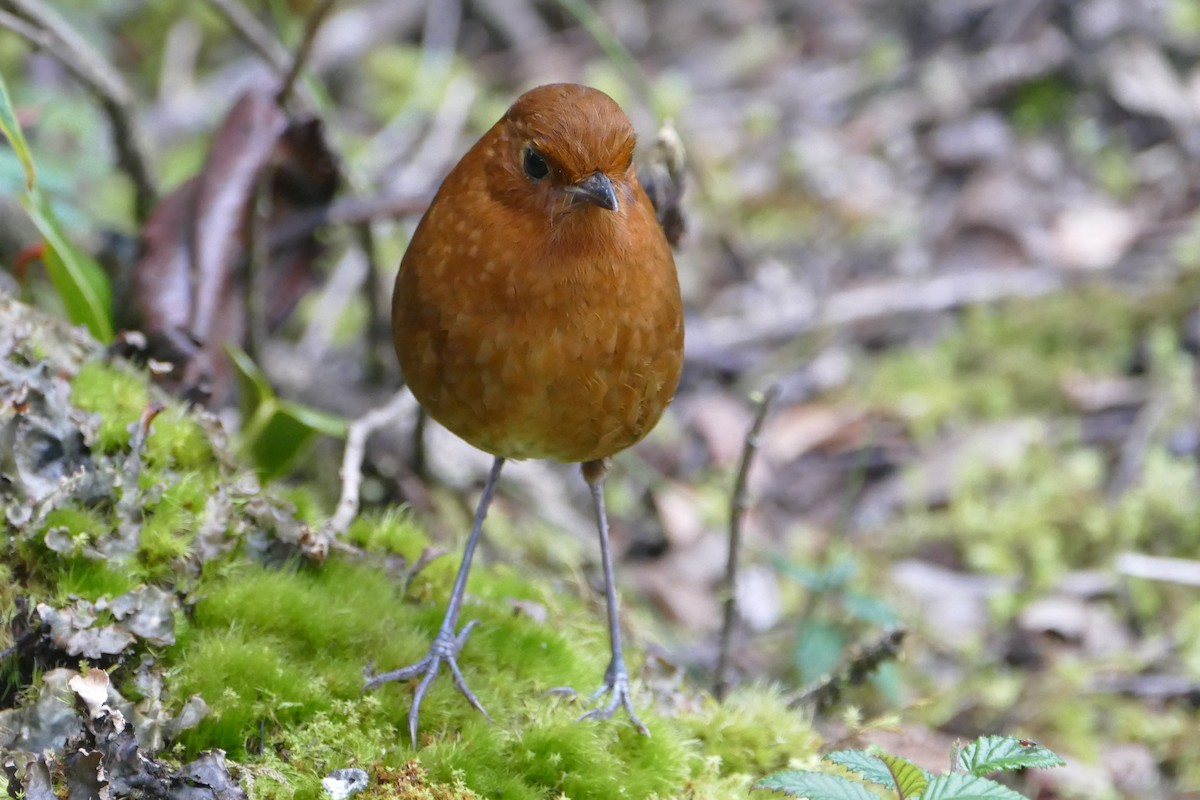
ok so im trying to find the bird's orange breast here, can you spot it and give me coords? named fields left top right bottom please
left=392, top=124, right=683, bottom=464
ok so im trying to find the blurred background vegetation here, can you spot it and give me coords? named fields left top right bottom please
left=4, top=0, right=1200, bottom=797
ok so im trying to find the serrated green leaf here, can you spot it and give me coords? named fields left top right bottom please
left=920, top=773, right=1028, bottom=800
left=877, top=752, right=929, bottom=799
left=0, top=69, right=35, bottom=188
left=824, top=750, right=894, bottom=787
left=957, top=735, right=1065, bottom=776
left=22, top=188, right=114, bottom=342
left=754, top=771, right=880, bottom=799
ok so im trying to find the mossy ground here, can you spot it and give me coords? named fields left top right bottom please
left=3, top=355, right=820, bottom=799
left=164, top=522, right=817, bottom=799
left=11, top=280, right=1200, bottom=796
left=849, top=285, right=1200, bottom=787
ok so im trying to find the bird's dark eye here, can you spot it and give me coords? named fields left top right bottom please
left=523, top=147, right=549, bottom=181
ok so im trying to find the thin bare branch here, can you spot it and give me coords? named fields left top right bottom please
left=321, top=391, right=417, bottom=540
left=204, top=0, right=290, bottom=72
left=354, top=221, right=390, bottom=384
left=276, top=0, right=338, bottom=108
left=714, top=384, right=780, bottom=701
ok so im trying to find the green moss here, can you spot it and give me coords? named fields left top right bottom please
left=166, top=554, right=812, bottom=799
left=677, top=687, right=820, bottom=778
left=347, top=511, right=429, bottom=560
left=280, top=486, right=327, bottom=525
left=1009, top=76, right=1074, bottom=133
left=71, top=360, right=151, bottom=451
left=41, top=504, right=108, bottom=547
left=143, top=405, right=213, bottom=470
left=136, top=469, right=220, bottom=573
left=57, top=359, right=235, bottom=582
left=50, top=558, right=140, bottom=602
left=139, top=511, right=195, bottom=569
left=72, top=360, right=212, bottom=468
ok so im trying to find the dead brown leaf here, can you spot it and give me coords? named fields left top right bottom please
left=131, top=89, right=340, bottom=403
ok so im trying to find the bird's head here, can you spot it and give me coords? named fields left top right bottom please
left=486, top=84, right=638, bottom=226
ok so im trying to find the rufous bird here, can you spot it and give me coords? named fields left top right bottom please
left=366, top=83, right=684, bottom=745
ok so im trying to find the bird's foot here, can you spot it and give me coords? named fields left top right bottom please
left=363, top=620, right=488, bottom=746
left=577, top=658, right=650, bottom=736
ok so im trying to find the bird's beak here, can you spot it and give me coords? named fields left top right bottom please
left=567, top=171, right=619, bottom=212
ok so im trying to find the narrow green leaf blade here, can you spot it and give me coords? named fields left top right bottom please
left=22, top=189, right=114, bottom=342
left=754, top=771, right=880, bottom=799
left=0, top=69, right=35, bottom=188
left=248, top=405, right=322, bottom=480
left=921, top=773, right=1029, bottom=800
left=957, top=736, right=1066, bottom=775
left=824, top=750, right=894, bottom=787
left=276, top=399, right=348, bottom=439
left=228, top=343, right=276, bottom=413
left=877, top=753, right=929, bottom=799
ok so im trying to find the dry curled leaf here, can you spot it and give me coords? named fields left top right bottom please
left=131, top=89, right=340, bottom=404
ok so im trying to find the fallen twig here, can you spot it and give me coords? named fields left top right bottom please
left=1115, top=551, right=1200, bottom=587
left=791, top=628, right=907, bottom=714
left=714, top=384, right=779, bottom=701
left=320, top=390, right=417, bottom=539
left=276, top=0, right=338, bottom=108
left=204, top=0, right=290, bottom=72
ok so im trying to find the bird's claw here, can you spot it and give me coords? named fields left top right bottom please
left=576, top=661, right=650, bottom=736
left=363, top=619, right=488, bottom=746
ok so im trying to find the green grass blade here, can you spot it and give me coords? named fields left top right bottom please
left=0, top=69, right=36, bottom=188
left=21, top=188, right=115, bottom=342
left=0, top=69, right=113, bottom=341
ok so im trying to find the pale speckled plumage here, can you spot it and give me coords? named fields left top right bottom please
left=393, top=83, right=683, bottom=463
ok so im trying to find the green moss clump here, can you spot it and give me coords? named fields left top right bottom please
left=167, top=548, right=819, bottom=799
left=137, top=469, right=221, bottom=574
left=143, top=405, right=213, bottom=470
left=50, top=558, right=141, bottom=602
left=71, top=360, right=152, bottom=451
left=677, top=686, right=821, bottom=777
left=71, top=361, right=212, bottom=467
left=41, top=505, right=108, bottom=548
left=50, top=357, right=825, bottom=799
left=346, top=510, right=429, bottom=560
